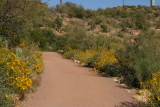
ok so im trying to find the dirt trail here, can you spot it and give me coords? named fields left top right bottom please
left=22, top=52, right=135, bottom=107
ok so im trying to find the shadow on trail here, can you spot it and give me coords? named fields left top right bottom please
left=115, top=101, right=138, bottom=107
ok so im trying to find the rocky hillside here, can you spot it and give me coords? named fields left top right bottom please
left=46, top=3, right=160, bottom=42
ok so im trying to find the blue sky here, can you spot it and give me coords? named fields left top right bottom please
left=42, top=0, right=160, bottom=9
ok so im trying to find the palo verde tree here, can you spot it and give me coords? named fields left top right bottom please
left=0, top=0, right=48, bottom=46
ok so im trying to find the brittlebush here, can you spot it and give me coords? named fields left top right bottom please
left=74, top=48, right=97, bottom=65
left=0, top=42, right=43, bottom=105
left=95, top=48, right=118, bottom=68
left=142, top=72, right=160, bottom=107
left=63, top=47, right=118, bottom=76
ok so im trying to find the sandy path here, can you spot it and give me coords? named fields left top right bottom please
left=22, top=52, right=135, bottom=107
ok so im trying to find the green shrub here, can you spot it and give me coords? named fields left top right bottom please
left=63, top=48, right=78, bottom=59
left=142, top=72, right=160, bottom=107
left=0, top=90, right=15, bottom=107
left=74, top=48, right=98, bottom=66
left=133, top=10, right=150, bottom=30
left=53, top=16, right=63, bottom=30
left=116, top=30, right=124, bottom=38
left=100, top=24, right=109, bottom=32
left=121, top=19, right=135, bottom=29
left=155, top=21, right=160, bottom=29
left=84, top=9, right=96, bottom=18
left=94, top=47, right=119, bottom=76
left=135, top=17, right=150, bottom=30
left=29, top=28, right=56, bottom=51
left=119, top=31, right=160, bottom=86
left=59, top=23, right=89, bottom=50
left=132, top=31, right=160, bottom=82
left=88, top=21, right=96, bottom=30
left=0, top=39, right=43, bottom=106
left=104, top=8, right=130, bottom=18
left=117, top=54, right=140, bottom=87
left=62, top=2, right=85, bottom=18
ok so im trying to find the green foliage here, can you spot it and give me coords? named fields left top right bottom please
left=63, top=48, right=78, bottom=59
left=54, top=2, right=96, bottom=19
left=116, top=30, right=125, bottom=38
left=133, top=10, right=149, bottom=30
left=104, top=7, right=131, bottom=18
left=0, top=0, right=49, bottom=47
left=53, top=16, right=63, bottom=30
left=94, top=16, right=104, bottom=25
left=135, top=17, right=150, bottom=30
left=142, top=72, right=160, bottom=107
left=0, top=90, right=15, bottom=107
left=155, top=21, right=160, bottom=29
left=63, top=47, right=120, bottom=77
left=116, top=54, right=140, bottom=87
left=0, top=39, right=43, bottom=106
left=118, top=30, right=160, bottom=87
left=100, top=24, right=109, bottom=32
left=59, top=23, right=89, bottom=50
left=132, top=31, right=160, bottom=82
left=84, top=9, right=96, bottom=18
left=88, top=21, right=96, bottom=30
left=121, top=19, right=134, bottom=29
left=62, top=2, right=85, bottom=18
left=29, top=28, right=56, bottom=51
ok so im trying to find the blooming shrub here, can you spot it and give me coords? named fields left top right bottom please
left=74, top=48, right=97, bottom=66
left=95, top=48, right=118, bottom=68
left=94, top=48, right=119, bottom=76
left=63, top=47, right=119, bottom=76
left=142, top=72, right=160, bottom=107
left=63, top=48, right=79, bottom=59
left=0, top=41, right=43, bottom=106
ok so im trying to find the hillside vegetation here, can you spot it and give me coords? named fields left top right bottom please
left=46, top=3, right=160, bottom=106
left=0, top=0, right=44, bottom=106
left=0, top=0, right=160, bottom=106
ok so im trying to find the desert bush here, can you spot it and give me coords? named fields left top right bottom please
left=53, top=36, right=68, bottom=51
left=121, top=19, right=135, bottom=29
left=105, top=8, right=130, bottom=18
left=116, top=30, right=125, bottom=38
left=74, top=48, right=98, bottom=66
left=63, top=47, right=119, bottom=76
left=94, top=47, right=119, bottom=76
left=100, top=23, right=110, bottom=32
left=155, top=21, right=160, bottom=29
left=142, top=72, right=160, bottom=107
left=84, top=9, right=96, bottom=18
left=62, top=2, right=85, bottom=18
left=29, top=28, right=56, bottom=51
left=135, top=17, right=150, bottom=30
left=0, top=38, right=43, bottom=106
left=0, top=0, right=49, bottom=46
left=60, top=24, right=89, bottom=50
left=63, top=48, right=78, bottom=59
left=133, top=10, right=150, bottom=30
left=88, top=21, right=96, bottom=30
left=132, top=31, right=160, bottom=82
left=53, top=16, right=63, bottom=30
left=84, top=35, right=125, bottom=53
left=116, top=54, right=139, bottom=87
left=117, top=30, right=160, bottom=87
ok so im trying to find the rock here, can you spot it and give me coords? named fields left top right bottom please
left=74, top=60, right=80, bottom=64
left=133, top=89, right=151, bottom=103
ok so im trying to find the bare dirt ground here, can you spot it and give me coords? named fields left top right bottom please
left=22, top=52, right=135, bottom=107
